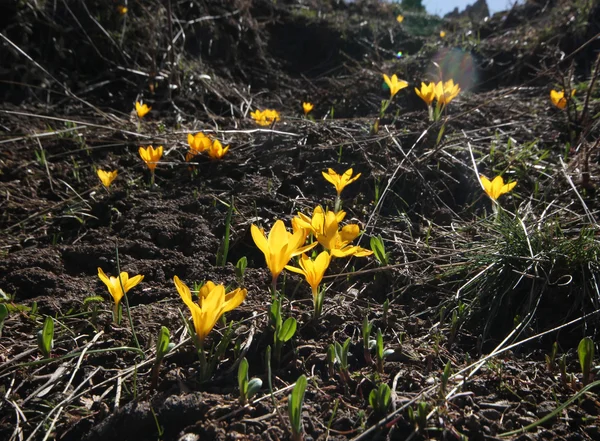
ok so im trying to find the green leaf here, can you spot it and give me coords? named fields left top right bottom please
left=235, top=256, right=247, bottom=280
left=278, top=317, right=297, bottom=342
left=288, top=375, right=307, bottom=435
left=38, top=316, right=54, bottom=358
left=578, top=337, right=594, bottom=384
left=156, top=326, right=171, bottom=361
left=369, top=236, right=387, bottom=265
left=0, top=303, right=8, bottom=337
left=238, top=357, right=249, bottom=394
left=247, top=378, right=262, bottom=399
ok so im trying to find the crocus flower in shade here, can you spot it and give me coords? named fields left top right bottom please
left=174, top=276, right=246, bottom=345
left=117, top=5, right=128, bottom=15
left=396, top=14, right=404, bottom=23
left=480, top=175, right=517, bottom=201
left=322, top=168, right=361, bottom=197
left=207, top=139, right=229, bottom=159
left=302, top=102, right=314, bottom=116
left=98, top=268, right=144, bottom=318
left=188, top=132, right=212, bottom=153
left=415, top=82, right=436, bottom=106
left=285, top=251, right=331, bottom=299
left=139, top=145, right=163, bottom=172
left=97, top=169, right=118, bottom=188
left=250, top=109, right=280, bottom=126
left=383, top=74, right=409, bottom=98
left=135, top=101, right=151, bottom=118
left=440, top=30, right=446, bottom=38
left=251, top=220, right=317, bottom=283
left=550, top=89, right=574, bottom=110
left=434, top=79, right=461, bottom=105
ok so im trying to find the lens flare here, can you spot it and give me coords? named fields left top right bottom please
left=427, top=48, right=476, bottom=92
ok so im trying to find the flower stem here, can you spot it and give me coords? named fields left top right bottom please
left=334, top=195, right=341, bottom=213
left=115, top=244, right=143, bottom=358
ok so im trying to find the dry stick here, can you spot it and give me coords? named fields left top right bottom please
left=62, top=331, right=105, bottom=394
left=25, top=367, right=101, bottom=441
left=0, top=110, right=153, bottom=142
left=560, top=157, right=597, bottom=225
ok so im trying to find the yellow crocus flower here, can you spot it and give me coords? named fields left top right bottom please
left=294, top=206, right=345, bottom=236
left=415, top=82, right=436, bottom=106
left=187, top=132, right=212, bottom=153
left=285, top=251, right=331, bottom=299
left=480, top=175, right=517, bottom=201
left=251, top=220, right=316, bottom=282
left=97, top=169, right=118, bottom=188
left=139, top=145, right=163, bottom=172
left=550, top=89, right=574, bottom=110
left=434, top=79, right=461, bottom=105
left=383, top=74, right=408, bottom=98
left=117, top=5, right=128, bottom=15
left=251, top=109, right=280, bottom=126
left=135, top=101, right=151, bottom=118
left=302, top=102, right=314, bottom=116
left=322, top=168, right=361, bottom=197
left=197, top=281, right=247, bottom=311
left=207, top=139, right=229, bottom=159
left=396, top=14, right=404, bottom=23
left=440, top=30, right=446, bottom=38
left=305, top=208, right=372, bottom=258
left=174, top=276, right=246, bottom=345
left=98, top=268, right=144, bottom=316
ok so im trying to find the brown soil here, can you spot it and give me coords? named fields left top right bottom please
left=1, top=1, right=599, bottom=440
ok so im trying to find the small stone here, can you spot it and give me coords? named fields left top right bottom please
left=178, top=434, right=199, bottom=441
left=481, top=408, right=502, bottom=421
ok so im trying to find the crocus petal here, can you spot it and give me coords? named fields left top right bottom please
left=174, top=276, right=196, bottom=311
left=223, top=288, right=247, bottom=313
left=199, top=281, right=218, bottom=299
left=340, top=224, right=360, bottom=243
left=490, top=176, right=505, bottom=200
left=501, top=181, right=517, bottom=195
left=251, top=224, right=271, bottom=269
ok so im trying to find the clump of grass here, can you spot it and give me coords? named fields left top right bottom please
left=447, top=208, right=600, bottom=338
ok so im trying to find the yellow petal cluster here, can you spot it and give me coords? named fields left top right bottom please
left=294, top=206, right=373, bottom=258
left=251, top=220, right=317, bottom=281
left=434, top=79, right=461, bottom=105
left=285, top=251, right=331, bottom=299
left=208, top=139, right=230, bottom=159
left=98, top=268, right=144, bottom=308
left=550, top=89, right=574, bottom=110
left=415, top=82, right=436, bottom=106
left=302, top=102, right=314, bottom=116
left=174, top=276, right=246, bottom=344
left=440, top=30, right=446, bottom=38
left=250, top=109, right=280, bottom=126
left=135, top=101, right=151, bottom=118
left=188, top=132, right=212, bottom=154
left=139, top=145, right=163, bottom=171
left=117, top=5, right=128, bottom=15
left=97, top=169, right=118, bottom=188
left=383, top=74, right=409, bottom=98
left=186, top=132, right=230, bottom=161
left=322, top=168, right=361, bottom=197
left=480, top=175, right=517, bottom=201
left=396, top=15, right=404, bottom=23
